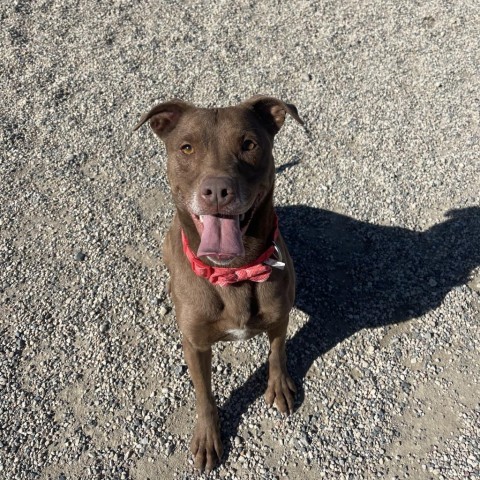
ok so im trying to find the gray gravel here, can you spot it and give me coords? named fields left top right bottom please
left=1, top=1, right=479, bottom=479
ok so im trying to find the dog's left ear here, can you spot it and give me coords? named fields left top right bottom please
left=243, top=95, right=304, bottom=135
left=133, top=99, right=192, bottom=138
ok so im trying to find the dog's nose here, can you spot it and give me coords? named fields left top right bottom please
left=200, top=176, right=236, bottom=209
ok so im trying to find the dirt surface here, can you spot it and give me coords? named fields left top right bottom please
left=1, top=1, right=479, bottom=479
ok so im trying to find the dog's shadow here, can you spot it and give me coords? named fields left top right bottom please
left=219, top=205, right=480, bottom=456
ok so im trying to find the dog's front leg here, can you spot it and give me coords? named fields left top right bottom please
left=182, top=337, right=223, bottom=472
left=265, top=320, right=297, bottom=414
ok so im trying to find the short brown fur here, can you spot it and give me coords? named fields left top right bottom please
left=135, top=96, right=303, bottom=471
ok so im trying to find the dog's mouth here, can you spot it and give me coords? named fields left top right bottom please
left=190, top=196, right=261, bottom=262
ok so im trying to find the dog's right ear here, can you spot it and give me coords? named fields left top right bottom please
left=243, top=95, right=304, bottom=136
left=133, top=99, right=191, bottom=138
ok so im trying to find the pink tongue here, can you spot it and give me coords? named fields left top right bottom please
left=197, top=215, right=245, bottom=259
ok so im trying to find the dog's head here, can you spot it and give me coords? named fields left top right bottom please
left=135, top=95, right=303, bottom=263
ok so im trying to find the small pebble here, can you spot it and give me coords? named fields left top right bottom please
left=75, top=251, right=86, bottom=261
left=100, top=322, right=110, bottom=333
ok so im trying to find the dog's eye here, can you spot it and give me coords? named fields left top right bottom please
left=242, top=140, right=256, bottom=151
left=181, top=144, right=195, bottom=155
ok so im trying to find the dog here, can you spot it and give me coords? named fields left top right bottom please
left=134, top=95, right=303, bottom=471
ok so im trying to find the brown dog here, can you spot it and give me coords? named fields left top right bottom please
left=134, top=96, right=303, bottom=471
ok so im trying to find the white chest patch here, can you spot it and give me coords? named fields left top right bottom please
left=225, top=328, right=251, bottom=341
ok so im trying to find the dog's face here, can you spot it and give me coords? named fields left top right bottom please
left=135, top=96, right=302, bottom=263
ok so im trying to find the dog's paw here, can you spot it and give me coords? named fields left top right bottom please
left=190, top=419, right=223, bottom=472
left=265, top=373, right=296, bottom=414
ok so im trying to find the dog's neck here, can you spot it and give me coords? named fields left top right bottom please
left=177, top=190, right=277, bottom=269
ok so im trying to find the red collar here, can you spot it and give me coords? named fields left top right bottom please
left=181, top=216, right=281, bottom=287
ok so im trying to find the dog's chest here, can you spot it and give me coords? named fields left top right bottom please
left=221, top=308, right=261, bottom=340
left=223, top=327, right=258, bottom=341
left=217, top=286, right=267, bottom=341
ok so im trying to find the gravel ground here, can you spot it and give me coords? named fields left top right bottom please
left=1, top=0, right=479, bottom=479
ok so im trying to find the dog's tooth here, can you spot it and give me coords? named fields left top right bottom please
left=199, top=215, right=204, bottom=223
